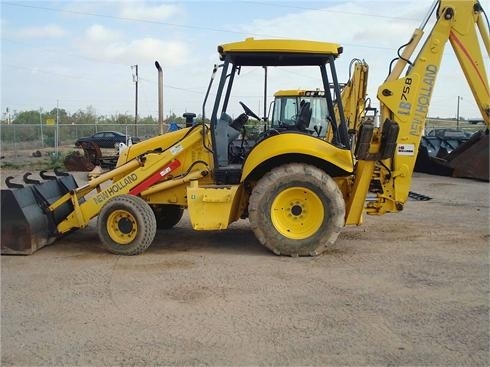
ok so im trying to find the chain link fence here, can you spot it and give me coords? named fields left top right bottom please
left=3, top=118, right=480, bottom=171
left=0, top=123, right=163, bottom=168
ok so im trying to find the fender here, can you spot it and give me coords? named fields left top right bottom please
left=241, top=133, right=354, bottom=182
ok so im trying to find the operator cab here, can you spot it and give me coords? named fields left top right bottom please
left=205, top=37, right=349, bottom=184
left=270, top=90, right=330, bottom=137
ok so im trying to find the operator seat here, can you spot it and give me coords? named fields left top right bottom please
left=296, top=101, right=312, bottom=131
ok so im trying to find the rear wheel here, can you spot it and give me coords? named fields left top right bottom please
left=152, top=204, right=184, bottom=229
left=248, top=163, right=345, bottom=256
left=97, top=195, right=156, bottom=255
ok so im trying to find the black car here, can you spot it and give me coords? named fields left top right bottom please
left=75, top=131, right=140, bottom=149
left=425, top=128, right=472, bottom=138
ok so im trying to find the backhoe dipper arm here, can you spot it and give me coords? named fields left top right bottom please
left=346, top=0, right=489, bottom=223
left=335, top=59, right=369, bottom=134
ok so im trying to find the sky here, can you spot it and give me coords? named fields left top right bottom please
left=1, top=0, right=489, bottom=121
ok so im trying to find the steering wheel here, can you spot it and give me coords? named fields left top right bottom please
left=239, top=101, right=261, bottom=121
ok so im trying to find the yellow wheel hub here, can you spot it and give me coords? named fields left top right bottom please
left=107, top=210, right=138, bottom=245
left=271, top=187, right=324, bottom=239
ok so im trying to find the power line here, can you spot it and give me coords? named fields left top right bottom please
left=2, top=63, right=98, bottom=81
left=240, top=1, right=419, bottom=22
left=2, top=1, right=280, bottom=39
left=2, top=1, right=419, bottom=51
left=138, top=77, right=204, bottom=95
left=1, top=38, right=129, bottom=66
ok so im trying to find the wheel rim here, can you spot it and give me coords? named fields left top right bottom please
left=107, top=210, right=137, bottom=245
left=271, top=187, right=324, bottom=239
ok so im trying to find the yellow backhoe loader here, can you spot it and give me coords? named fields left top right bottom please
left=1, top=0, right=488, bottom=255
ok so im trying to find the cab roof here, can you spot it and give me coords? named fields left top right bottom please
left=274, top=89, right=325, bottom=97
left=218, top=38, right=343, bottom=66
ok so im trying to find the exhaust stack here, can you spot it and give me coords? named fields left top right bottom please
left=155, top=61, right=164, bottom=135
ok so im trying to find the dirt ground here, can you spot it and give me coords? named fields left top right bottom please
left=1, top=172, right=489, bottom=366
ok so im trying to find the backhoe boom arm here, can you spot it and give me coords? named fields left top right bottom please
left=347, top=0, right=489, bottom=223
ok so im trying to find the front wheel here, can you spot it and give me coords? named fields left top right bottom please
left=97, top=195, right=157, bottom=255
left=248, top=163, right=345, bottom=256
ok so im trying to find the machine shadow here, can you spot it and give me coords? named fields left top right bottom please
left=49, top=219, right=269, bottom=257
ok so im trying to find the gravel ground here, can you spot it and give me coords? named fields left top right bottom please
left=1, top=172, right=489, bottom=366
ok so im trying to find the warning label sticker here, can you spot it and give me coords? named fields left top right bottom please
left=397, top=144, right=415, bottom=156
left=170, top=143, right=183, bottom=156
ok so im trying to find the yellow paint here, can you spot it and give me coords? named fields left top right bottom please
left=106, top=210, right=137, bottom=245
left=218, top=38, right=342, bottom=57
left=271, top=187, right=324, bottom=239
left=241, top=134, right=354, bottom=182
left=187, top=183, right=241, bottom=230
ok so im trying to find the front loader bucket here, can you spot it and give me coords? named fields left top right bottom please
left=1, top=174, right=79, bottom=255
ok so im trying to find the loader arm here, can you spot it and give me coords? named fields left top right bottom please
left=54, top=126, right=207, bottom=234
left=346, top=0, right=489, bottom=224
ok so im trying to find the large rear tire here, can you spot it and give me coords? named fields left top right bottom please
left=248, top=163, right=345, bottom=256
left=97, top=195, right=157, bottom=255
left=152, top=204, right=184, bottom=230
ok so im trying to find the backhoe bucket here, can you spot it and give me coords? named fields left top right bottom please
left=1, top=175, right=79, bottom=255
left=446, top=130, right=489, bottom=181
left=415, top=130, right=488, bottom=181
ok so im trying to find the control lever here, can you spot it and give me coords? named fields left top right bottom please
left=314, top=125, right=323, bottom=137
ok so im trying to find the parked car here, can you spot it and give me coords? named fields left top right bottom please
left=75, top=131, right=140, bottom=149
left=425, top=128, right=472, bottom=138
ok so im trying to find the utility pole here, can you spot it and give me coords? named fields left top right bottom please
left=131, top=64, right=139, bottom=137
left=56, top=100, right=59, bottom=157
left=456, top=95, right=462, bottom=130
left=39, top=107, right=44, bottom=148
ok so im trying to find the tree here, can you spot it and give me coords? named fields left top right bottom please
left=101, top=113, right=133, bottom=125
left=71, top=107, right=97, bottom=125
left=139, top=115, right=157, bottom=125
left=41, top=108, right=69, bottom=124
left=13, top=110, right=40, bottom=124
